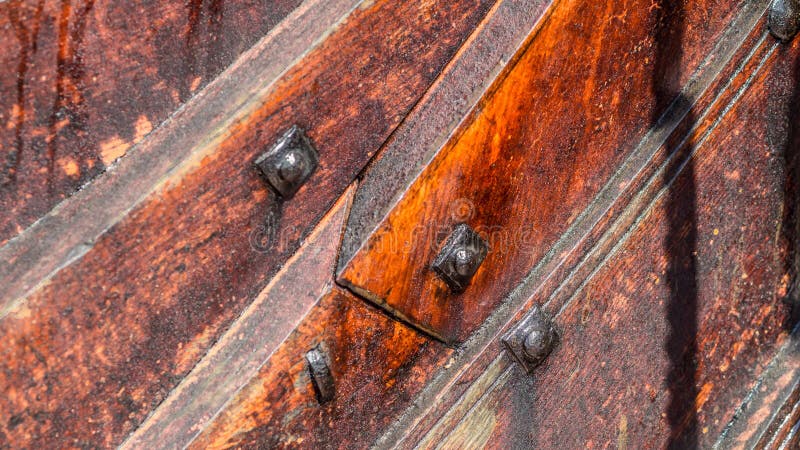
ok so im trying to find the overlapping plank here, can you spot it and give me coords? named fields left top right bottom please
left=0, top=0, right=497, bottom=446
left=187, top=286, right=450, bottom=449
left=417, top=27, right=799, bottom=449
left=338, top=0, right=757, bottom=343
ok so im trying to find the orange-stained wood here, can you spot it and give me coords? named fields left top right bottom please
left=409, top=25, right=799, bottom=449
left=187, top=286, right=451, bottom=449
left=0, top=0, right=305, bottom=245
left=121, top=185, right=355, bottom=449
left=0, top=0, right=496, bottom=446
left=338, top=0, right=755, bottom=343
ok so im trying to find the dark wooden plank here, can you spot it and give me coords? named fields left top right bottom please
left=0, top=0, right=497, bottom=446
left=187, top=287, right=450, bottom=449
left=338, top=0, right=754, bottom=343
left=0, top=0, right=362, bottom=314
left=426, top=31, right=799, bottom=449
left=0, top=0, right=305, bottom=245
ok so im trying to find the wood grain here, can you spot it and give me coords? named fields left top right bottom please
left=0, top=0, right=304, bottom=245
left=0, top=0, right=496, bottom=446
left=373, top=6, right=776, bottom=447
left=424, top=32, right=799, bottom=449
left=713, top=327, right=800, bottom=449
left=0, top=0, right=362, bottom=314
left=339, top=0, right=752, bottom=343
left=121, top=185, right=354, bottom=450
left=188, top=286, right=450, bottom=449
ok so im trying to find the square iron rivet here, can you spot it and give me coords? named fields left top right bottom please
left=255, top=125, right=319, bottom=199
left=501, top=306, right=558, bottom=374
left=431, top=223, right=489, bottom=292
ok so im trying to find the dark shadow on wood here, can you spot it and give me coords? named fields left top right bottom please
left=652, top=1, right=699, bottom=448
left=781, top=43, right=800, bottom=329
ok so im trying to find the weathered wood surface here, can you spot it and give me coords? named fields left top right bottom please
left=0, top=0, right=363, bottom=314
left=0, top=0, right=498, bottom=446
left=714, top=326, right=800, bottom=449
left=120, top=185, right=355, bottom=449
left=0, top=0, right=304, bottom=245
left=414, top=25, right=800, bottom=450
left=338, top=0, right=754, bottom=343
left=188, top=286, right=450, bottom=449
left=368, top=2, right=787, bottom=447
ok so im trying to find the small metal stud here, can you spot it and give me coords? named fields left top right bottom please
left=769, top=0, right=800, bottom=41
left=305, top=345, right=334, bottom=404
left=255, top=125, right=319, bottom=199
left=431, top=223, right=489, bottom=292
left=502, top=306, right=557, bottom=374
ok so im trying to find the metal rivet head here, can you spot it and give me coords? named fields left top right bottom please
left=431, top=223, right=489, bottom=292
left=502, top=306, right=557, bottom=374
left=769, top=0, right=800, bottom=41
left=305, top=345, right=334, bottom=404
left=255, top=125, right=319, bottom=199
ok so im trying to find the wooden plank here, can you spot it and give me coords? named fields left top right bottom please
left=375, top=3, right=779, bottom=446
left=187, top=286, right=451, bottom=449
left=0, top=0, right=497, bottom=446
left=0, top=0, right=305, bottom=245
left=0, top=0, right=363, bottom=315
left=713, top=326, right=800, bottom=449
left=338, top=0, right=757, bottom=343
left=120, top=185, right=354, bottom=449
left=337, top=0, right=553, bottom=276
left=424, top=31, right=799, bottom=449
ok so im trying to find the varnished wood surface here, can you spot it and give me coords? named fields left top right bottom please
left=0, top=0, right=304, bottom=245
left=339, top=0, right=753, bottom=343
left=0, top=0, right=497, bottom=446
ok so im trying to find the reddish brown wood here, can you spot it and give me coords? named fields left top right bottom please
left=338, top=0, right=751, bottom=343
left=0, top=0, right=496, bottom=446
left=373, top=6, right=777, bottom=446
left=0, top=0, right=304, bottom=245
left=188, top=286, right=450, bottom=449
left=121, top=185, right=355, bottom=449
left=417, top=32, right=799, bottom=449
left=0, top=0, right=362, bottom=313
left=714, top=330, right=800, bottom=449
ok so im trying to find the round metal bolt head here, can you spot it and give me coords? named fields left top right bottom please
left=523, top=328, right=553, bottom=361
left=501, top=306, right=558, bottom=374
left=769, top=0, right=800, bottom=41
left=277, top=150, right=307, bottom=184
left=255, top=125, right=319, bottom=199
left=454, top=247, right=478, bottom=277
